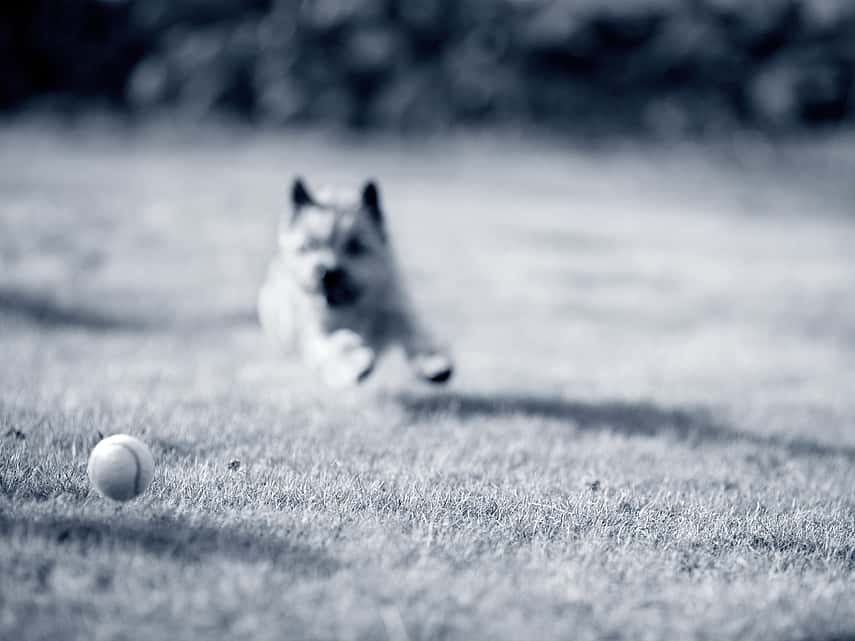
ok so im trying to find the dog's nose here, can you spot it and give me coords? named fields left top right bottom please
left=321, top=268, right=344, bottom=290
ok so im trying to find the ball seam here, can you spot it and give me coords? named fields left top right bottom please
left=113, top=441, right=144, bottom=497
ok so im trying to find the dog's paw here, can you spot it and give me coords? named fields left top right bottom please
left=323, top=331, right=376, bottom=387
left=411, top=352, right=454, bottom=384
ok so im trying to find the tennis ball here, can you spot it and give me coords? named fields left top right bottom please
left=87, top=434, right=154, bottom=502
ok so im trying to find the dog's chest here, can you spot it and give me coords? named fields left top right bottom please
left=316, top=305, right=378, bottom=338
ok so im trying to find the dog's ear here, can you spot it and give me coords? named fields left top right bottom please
left=290, top=177, right=313, bottom=222
left=361, top=180, right=385, bottom=240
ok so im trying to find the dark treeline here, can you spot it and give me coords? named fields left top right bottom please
left=1, top=0, right=853, bottom=134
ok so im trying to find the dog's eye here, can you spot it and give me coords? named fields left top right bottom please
left=344, top=237, right=367, bottom=257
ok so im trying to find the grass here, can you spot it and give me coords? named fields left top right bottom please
left=1, top=121, right=855, bottom=640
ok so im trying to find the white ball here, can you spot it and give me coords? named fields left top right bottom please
left=87, top=434, right=154, bottom=502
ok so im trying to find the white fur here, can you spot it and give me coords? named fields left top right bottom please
left=258, top=180, right=453, bottom=387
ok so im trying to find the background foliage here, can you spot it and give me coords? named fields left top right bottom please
left=2, top=0, right=855, bottom=134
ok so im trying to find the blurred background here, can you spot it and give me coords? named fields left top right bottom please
left=2, top=0, right=854, bottom=136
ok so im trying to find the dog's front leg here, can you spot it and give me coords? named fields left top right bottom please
left=396, top=314, right=454, bottom=384
left=302, top=329, right=377, bottom=387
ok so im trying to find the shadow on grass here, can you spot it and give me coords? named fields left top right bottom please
left=397, top=392, right=855, bottom=461
left=0, top=511, right=337, bottom=574
left=0, top=288, right=148, bottom=331
left=0, top=287, right=256, bottom=333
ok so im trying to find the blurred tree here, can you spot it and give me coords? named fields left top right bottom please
left=0, top=0, right=853, bottom=134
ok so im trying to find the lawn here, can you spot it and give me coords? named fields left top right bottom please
left=1, top=122, right=855, bottom=641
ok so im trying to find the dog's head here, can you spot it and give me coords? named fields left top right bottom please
left=279, top=177, right=394, bottom=308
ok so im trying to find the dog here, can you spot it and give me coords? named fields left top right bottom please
left=258, top=177, right=454, bottom=387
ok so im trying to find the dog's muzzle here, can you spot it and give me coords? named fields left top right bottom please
left=321, top=268, right=360, bottom=307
